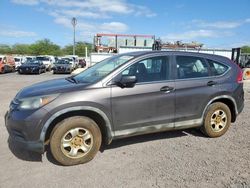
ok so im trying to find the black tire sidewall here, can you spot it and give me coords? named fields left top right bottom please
left=50, top=116, right=102, bottom=166
left=203, top=102, right=231, bottom=138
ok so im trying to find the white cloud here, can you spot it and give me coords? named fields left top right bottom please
left=162, top=30, right=232, bottom=41
left=100, top=22, right=128, bottom=33
left=59, top=9, right=105, bottom=19
left=0, top=30, right=37, bottom=38
left=12, top=0, right=156, bottom=17
left=133, top=5, right=157, bottom=17
left=50, top=12, right=128, bottom=39
left=192, top=19, right=250, bottom=29
left=11, top=0, right=39, bottom=5
left=11, top=0, right=156, bottom=41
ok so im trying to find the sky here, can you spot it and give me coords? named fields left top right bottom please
left=0, top=0, right=250, bottom=49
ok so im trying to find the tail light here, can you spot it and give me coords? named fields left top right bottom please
left=236, top=66, right=243, bottom=83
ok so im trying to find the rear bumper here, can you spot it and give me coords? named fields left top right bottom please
left=237, top=101, right=244, bottom=115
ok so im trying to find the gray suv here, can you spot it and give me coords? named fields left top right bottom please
left=5, top=51, right=244, bottom=166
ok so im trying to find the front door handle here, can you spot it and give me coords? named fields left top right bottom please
left=207, top=81, right=217, bottom=86
left=160, top=86, right=174, bottom=92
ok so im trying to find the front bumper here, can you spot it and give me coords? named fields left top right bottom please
left=5, top=107, right=49, bottom=153
left=19, top=67, right=40, bottom=74
left=54, top=67, right=71, bottom=73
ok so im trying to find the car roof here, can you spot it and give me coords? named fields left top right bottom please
left=120, top=50, right=231, bottom=63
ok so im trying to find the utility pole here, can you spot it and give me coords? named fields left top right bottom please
left=71, top=17, right=77, bottom=55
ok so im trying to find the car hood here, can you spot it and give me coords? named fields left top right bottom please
left=16, top=78, right=89, bottom=99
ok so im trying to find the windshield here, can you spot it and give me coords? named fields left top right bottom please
left=56, top=60, right=69, bottom=64
left=62, top=58, right=73, bottom=62
left=36, top=57, right=49, bottom=61
left=73, top=55, right=134, bottom=83
left=25, top=60, right=40, bottom=64
left=14, top=58, right=20, bottom=62
left=0, top=58, right=2, bottom=61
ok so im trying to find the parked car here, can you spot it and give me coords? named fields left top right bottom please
left=52, top=59, right=74, bottom=74
left=65, top=55, right=79, bottom=68
left=14, top=56, right=26, bottom=70
left=36, top=56, right=53, bottom=71
left=18, top=60, right=46, bottom=74
left=78, top=58, right=86, bottom=68
left=25, top=56, right=35, bottom=61
left=0, top=55, right=15, bottom=73
left=61, top=57, right=77, bottom=70
left=5, top=51, right=244, bottom=166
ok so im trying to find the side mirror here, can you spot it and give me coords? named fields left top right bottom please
left=117, top=75, right=137, bottom=88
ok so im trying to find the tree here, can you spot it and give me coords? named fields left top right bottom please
left=62, top=42, right=92, bottom=57
left=12, top=44, right=31, bottom=55
left=0, top=39, right=93, bottom=56
left=241, top=46, right=250, bottom=53
left=29, top=39, right=62, bottom=56
left=0, top=44, right=12, bottom=54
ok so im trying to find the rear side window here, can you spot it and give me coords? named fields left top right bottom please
left=207, top=59, right=229, bottom=76
left=176, top=56, right=209, bottom=79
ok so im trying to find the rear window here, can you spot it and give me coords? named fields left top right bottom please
left=207, top=59, right=229, bottom=76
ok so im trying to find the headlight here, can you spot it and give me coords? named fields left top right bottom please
left=18, top=94, right=59, bottom=110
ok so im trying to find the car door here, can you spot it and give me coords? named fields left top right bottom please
left=111, top=55, right=175, bottom=135
left=174, top=55, right=218, bottom=124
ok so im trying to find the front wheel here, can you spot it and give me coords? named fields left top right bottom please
left=201, top=102, right=231, bottom=138
left=50, top=116, right=102, bottom=166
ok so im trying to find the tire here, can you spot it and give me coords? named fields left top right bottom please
left=47, top=66, right=51, bottom=72
left=50, top=116, right=102, bottom=166
left=201, top=102, right=231, bottom=138
left=1, top=67, right=5, bottom=74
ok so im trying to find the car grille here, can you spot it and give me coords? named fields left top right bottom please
left=57, top=66, right=65, bottom=71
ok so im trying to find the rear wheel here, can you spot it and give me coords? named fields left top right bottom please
left=201, top=102, right=231, bottom=137
left=50, top=116, right=102, bottom=166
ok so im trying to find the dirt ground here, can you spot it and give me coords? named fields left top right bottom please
left=0, top=72, right=249, bottom=188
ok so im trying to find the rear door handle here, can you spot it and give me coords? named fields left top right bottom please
left=207, top=81, right=217, bottom=86
left=160, top=86, right=175, bottom=93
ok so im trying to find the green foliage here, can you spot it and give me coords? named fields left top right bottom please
left=12, top=44, right=31, bottom=55
left=241, top=46, right=250, bottom=53
left=62, top=42, right=92, bottom=57
left=0, top=39, right=92, bottom=57
left=0, top=44, right=12, bottom=54
left=29, top=39, right=62, bottom=56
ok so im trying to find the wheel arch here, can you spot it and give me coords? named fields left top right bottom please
left=202, top=95, right=238, bottom=122
left=40, top=106, right=114, bottom=147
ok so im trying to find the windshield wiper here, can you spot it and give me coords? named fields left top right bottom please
left=65, top=76, right=78, bottom=84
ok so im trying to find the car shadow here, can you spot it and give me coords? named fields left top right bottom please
left=100, top=128, right=205, bottom=152
left=8, top=137, right=42, bottom=162
left=8, top=128, right=206, bottom=165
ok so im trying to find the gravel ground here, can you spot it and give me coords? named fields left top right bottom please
left=0, top=72, right=249, bottom=188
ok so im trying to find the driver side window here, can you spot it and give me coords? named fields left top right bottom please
left=121, top=56, right=169, bottom=83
